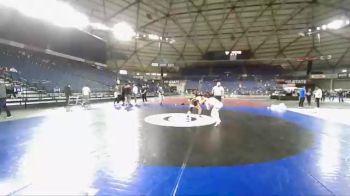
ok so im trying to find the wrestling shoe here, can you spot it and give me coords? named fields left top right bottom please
left=214, top=121, right=221, bottom=127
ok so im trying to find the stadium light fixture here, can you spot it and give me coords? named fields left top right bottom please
left=225, top=51, right=230, bottom=55
left=342, top=69, right=347, bottom=73
left=327, top=20, right=345, bottom=30
left=149, top=34, right=160, bottom=40
left=0, top=0, right=89, bottom=29
left=90, top=23, right=110, bottom=31
left=113, top=22, right=135, bottom=41
left=119, top=70, right=128, bottom=75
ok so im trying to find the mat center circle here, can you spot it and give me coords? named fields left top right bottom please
left=145, top=113, right=216, bottom=127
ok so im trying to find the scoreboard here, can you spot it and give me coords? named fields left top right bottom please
left=202, top=50, right=252, bottom=61
left=338, top=72, right=350, bottom=79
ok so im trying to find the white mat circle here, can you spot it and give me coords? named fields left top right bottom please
left=144, top=113, right=216, bottom=127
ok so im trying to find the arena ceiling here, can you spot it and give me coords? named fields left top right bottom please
left=67, top=0, right=350, bottom=72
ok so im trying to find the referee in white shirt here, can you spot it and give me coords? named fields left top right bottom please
left=212, top=82, right=225, bottom=102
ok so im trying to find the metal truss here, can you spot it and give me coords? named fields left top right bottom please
left=72, top=0, right=350, bottom=70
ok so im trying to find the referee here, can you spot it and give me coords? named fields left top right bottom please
left=212, top=82, right=225, bottom=102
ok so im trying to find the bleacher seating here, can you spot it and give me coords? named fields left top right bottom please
left=0, top=45, right=115, bottom=92
left=0, top=44, right=179, bottom=108
left=185, top=76, right=277, bottom=95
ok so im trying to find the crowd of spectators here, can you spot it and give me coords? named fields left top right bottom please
left=186, top=76, right=277, bottom=96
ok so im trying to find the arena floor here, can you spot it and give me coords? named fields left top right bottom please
left=0, top=97, right=350, bottom=195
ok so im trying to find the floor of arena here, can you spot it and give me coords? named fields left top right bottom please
left=0, top=97, right=350, bottom=195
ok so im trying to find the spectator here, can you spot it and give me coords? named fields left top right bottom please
left=5, top=83, right=16, bottom=99
left=322, top=90, right=327, bottom=102
left=113, top=84, right=123, bottom=105
left=64, top=84, right=72, bottom=106
left=123, top=82, right=132, bottom=106
left=314, top=87, right=322, bottom=108
left=0, top=79, right=11, bottom=118
left=132, top=83, right=139, bottom=104
left=298, top=86, right=306, bottom=108
left=82, top=84, right=91, bottom=107
left=141, top=85, right=148, bottom=103
left=338, top=89, right=344, bottom=103
left=157, top=84, right=164, bottom=105
left=306, top=88, right=312, bottom=106
left=329, top=90, right=336, bottom=102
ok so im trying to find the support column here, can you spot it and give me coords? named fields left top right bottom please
left=330, top=79, right=334, bottom=90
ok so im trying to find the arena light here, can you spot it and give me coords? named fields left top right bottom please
left=90, top=23, right=110, bottom=31
left=151, top=63, right=159, bottom=67
left=225, top=51, right=230, bottom=55
left=342, top=69, right=347, bottom=73
left=0, top=0, right=89, bottom=29
left=321, top=25, right=327, bottom=30
left=119, top=70, right=128, bottom=75
left=113, top=22, right=135, bottom=41
left=327, top=20, right=345, bottom=30
left=148, top=34, right=160, bottom=40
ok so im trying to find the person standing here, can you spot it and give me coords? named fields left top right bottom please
left=322, top=90, right=327, bottom=102
left=157, top=84, right=164, bottom=105
left=132, top=84, right=139, bottom=104
left=330, top=90, right=336, bottom=102
left=82, top=84, right=91, bottom=108
left=64, top=84, right=72, bottom=106
left=212, top=82, right=225, bottom=102
left=121, top=84, right=126, bottom=106
left=124, top=82, right=132, bottom=106
left=314, top=87, right=322, bottom=108
left=338, top=89, right=344, bottom=103
left=0, top=79, right=11, bottom=118
left=298, top=86, right=306, bottom=108
left=141, top=85, right=148, bottom=103
left=306, top=88, right=312, bottom=106
left=113, top=84, right=123, bottom=106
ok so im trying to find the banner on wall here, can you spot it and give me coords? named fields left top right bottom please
left=311, top=74, right=326, bottom=79
left=338, top=73, right=350, bottom=79
left=164, top=80, right=180, bottom=84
